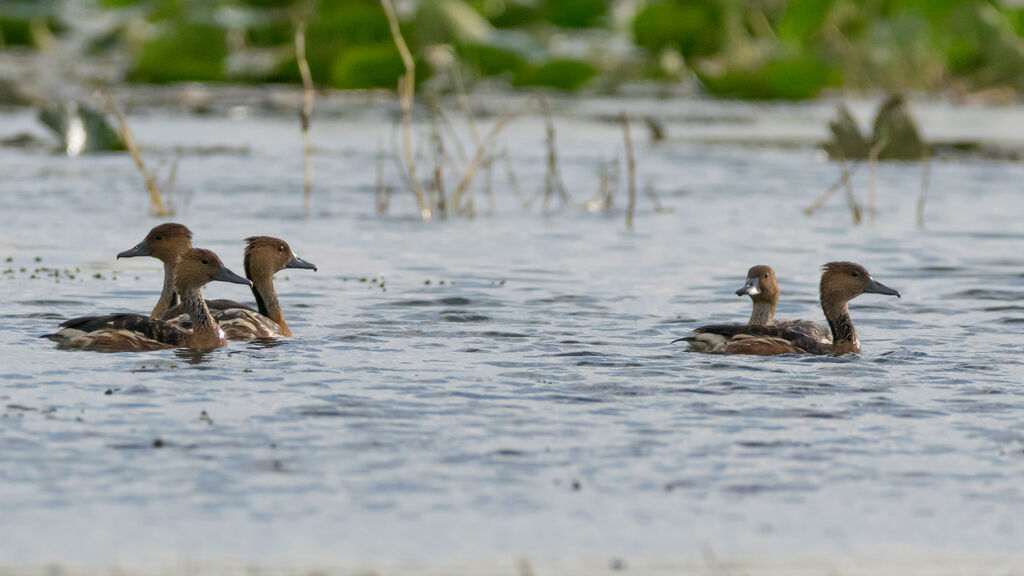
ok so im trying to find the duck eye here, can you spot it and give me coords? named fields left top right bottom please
left=851, top=271, right=859, bottom=277
left=278, top=245, right=285, bottom=252
left=154, top=236, right=162, bottom=241
left=201, top=259, right=209, bottom=265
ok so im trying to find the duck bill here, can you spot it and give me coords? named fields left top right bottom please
left=865, top=277, right=901, bottom=298
left=735, top=277, right=760, bottom=297
left=117, top=240, right=149, bottom=259
left=212, top=266, right=253, bottom=287
left=286, top=254, right=318, bottom=271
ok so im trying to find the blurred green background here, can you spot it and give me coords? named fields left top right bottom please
left=4, top=0, right=1024, bottom=99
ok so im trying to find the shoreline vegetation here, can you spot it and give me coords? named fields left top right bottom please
left=4, top=0, right=1024, bottom=100
left=2, top=1, right=1022, bottom=224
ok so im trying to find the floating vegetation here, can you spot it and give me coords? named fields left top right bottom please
left=809, top=94, right=932, bottom=227
left=38, top=101, right=125, bottom=156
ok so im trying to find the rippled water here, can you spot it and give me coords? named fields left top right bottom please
left=1, top=95, right=1023, bottom=566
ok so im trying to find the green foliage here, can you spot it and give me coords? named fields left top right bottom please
left=632, top=0, right=723, bottom=58
left=276, top=0, right=394, bottom=84
left=776, top=0, right=834, bottom=45
left=697, top=56, right=840, bottom=100
left=329, top=44, right=407, bottom=89
left=513, top=59, right=597, bottom=90
left=130, top=21, right=227, bottom=83
left=99, top=0, right=146, bottom=7
left=0, top=14, right=65, bottom=47
left=542, top=0, right=607, bottom=29
left=0, top=17, right=33, bottom=46
left=480, top=0, right=543, bottom=28
left=415, top=0, right=493, bottom=45
left=457, top=41, right=528, bottom=76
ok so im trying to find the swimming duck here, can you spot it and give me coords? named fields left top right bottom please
left=116, top=223, right=193, bottom=318
left=164, top=236, right=317, bottom=340
left=44, top=249, right=251, bottom=351
left=679, top=262, right=900, bottom=355
left=735, top=265, right=830, bottom=343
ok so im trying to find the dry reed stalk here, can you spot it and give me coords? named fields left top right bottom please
left=621, top=111, right=637, bottom=230
left=917, top=150, right=931, bottom=228
left=448, top=53, right=480, bottom=148
left=295, top=22, right=315, bottom=214
left=376, top=135, right=391, bottom=214
left=428, top=103, right=447, bottom=217
left=539, top=95, right=567, bottom=211
left=866, top=135, right=888, bottom=221
left=805, top=162, right=864, bottom=216
left=101, top=91, right=171, bottom=216
left=586, top=158, right=619, bottom=212
left=645, top=182, right=669, bottom=213
left=434, top=105, right=468, bottom=167
left=449, top=94, right=539, bottom=211
left=837, top=152, right=862, bottom=224
left=500, top=147, right=525, bottom=206
left=381, top=0, right=430, bottom=221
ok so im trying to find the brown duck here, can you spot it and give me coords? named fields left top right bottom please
left=734, top=264, right=831, bottom=343
left=116, top=223, right=193, bottom=318
left=679, top=262, right=900, bottom=355
left=44, top=249, right=251, bottom=351
left=164, top=236, right=317, bottom=339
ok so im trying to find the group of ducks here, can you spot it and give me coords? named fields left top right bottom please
left=679, top=262, right=900, bottom=355
left=43, top=223, right=901, bottom=356
left=44, top=223, right=317, bottom=351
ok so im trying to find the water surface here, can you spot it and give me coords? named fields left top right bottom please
left=1, top=96, right=1023, bottom=566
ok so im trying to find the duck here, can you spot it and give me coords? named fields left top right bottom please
left=116, top=223, right=194, bottom=318
left=678, top=262, right=900, bottom=356
left=735, top=264, right=830, bottom=343
left=163, top=236, right=317, bottom=340
left=44, top=248, right=251, bottom=351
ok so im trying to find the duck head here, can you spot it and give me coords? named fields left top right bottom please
left=819, top=262, right=900, bottom=305
left=243, top=236, right=318, bottom=280
left=117, top=223, right=193, bottom=263
left=735, top=265, right=779, bottom=304
left=174, top=248, right=251, bottom=292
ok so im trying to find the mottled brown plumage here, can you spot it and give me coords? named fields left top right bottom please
left=678, top=262, right=900, bottom=356
left=164, top=236, right=317, bottom=340
left=45, top=249, right=251, bottom=351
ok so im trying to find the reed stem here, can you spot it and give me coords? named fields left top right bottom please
left=295, top=22, right=315, bottom=214
left=100, top=91, right=171, bottom=216
left=381, top=0, right=430, bottom=221
left=621, top=111, right=637, bottom=230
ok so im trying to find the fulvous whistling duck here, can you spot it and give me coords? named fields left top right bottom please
left=735, top=265, right=830, bottom=343
left=164, top=236, right=317, bottom=340
left=44, top=249, right=251, bottom=351
left=116, top=223, right=193, bottom=318
left=678, top=262, right=900, bottom=356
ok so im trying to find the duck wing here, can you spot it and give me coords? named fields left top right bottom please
left=775, top=319, right=832, bottom=343
left=215, top=307, right=282, bottom=340
left=45, top=313, right=188, bottom=349
left=677, top=323, right=830, bottom=355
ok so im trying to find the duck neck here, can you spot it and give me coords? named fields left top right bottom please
left=151, top=260, right=180, bottom=318
left=748, top=300, right=776, bottom=326
left=823, top=298, right=860, bottom=354
left=251, top=274, right=290, bottom=336
left=180, top=285, right=224, bottom=347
